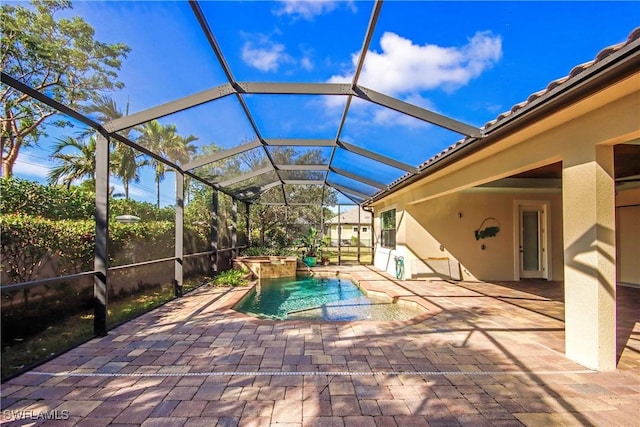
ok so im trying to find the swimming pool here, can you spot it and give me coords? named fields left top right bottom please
left=234, top=275, right=425, bottom=321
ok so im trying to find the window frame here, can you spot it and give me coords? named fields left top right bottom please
left=380, top=208, right=396, bottom=249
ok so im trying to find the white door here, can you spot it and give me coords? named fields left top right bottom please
left=518, top=205, right=547, bottom=279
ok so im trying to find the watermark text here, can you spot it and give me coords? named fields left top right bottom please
left=2, top=409, right=70, bottom=421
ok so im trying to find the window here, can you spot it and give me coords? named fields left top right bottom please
left=380, top=209, right=396, bottom=249
left=362, top=227, right=368, bottom=233
left=353, top=226, right=358, bottom=233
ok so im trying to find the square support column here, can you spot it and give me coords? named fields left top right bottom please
left=338, top=205, right=342, bottom=265
left=210, top=189, right=218, bottom=275
left=231, top=198, right=238, bottom=260
left=94, top=134, right=109, bottom=336
left=285, top=206, right=289, bottom=246
left=562, top=145, right=616, bottom=371
left=357, top=207, right=361, bottom=264
left=245, top=202, right=251, bottom=247
left=174, top=171, right=184, bottom=297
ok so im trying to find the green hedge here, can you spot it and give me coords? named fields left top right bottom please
left=0, top=178, right=208, bottom=285
left=0, top=178, right=176, bottom=222
left=0, top=214, right=94, bottom=283
left=110, top=198, right=175, bottom=222
left=0, top=177, right=94, bottom=220
left=1, top=214, right=208, bottom=284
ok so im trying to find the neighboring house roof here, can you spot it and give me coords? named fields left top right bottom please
left=326, top=207, right=372, bottom=225
left=367, top=27, right=640, bottom=204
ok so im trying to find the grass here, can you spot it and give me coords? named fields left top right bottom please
left=323, top=247, right=372, bottom=265
left=1, top=278, right=204, bottom=380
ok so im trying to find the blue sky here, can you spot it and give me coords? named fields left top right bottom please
left=12, top=0, right=640, bottom=206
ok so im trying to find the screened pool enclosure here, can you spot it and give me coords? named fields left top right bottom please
left=3, top=1, right=638, bottom=379
left=1, top=0, right=488, bottom=343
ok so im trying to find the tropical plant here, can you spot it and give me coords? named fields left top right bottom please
left=1, top=0, right=130, bottom=177
left=0, top=177, right=94, bottom=220
left=110, top=144, right=147, bottom=199
left=85, top=95, right=146, bottom=200
left=137, top=120, right=198, bottom=207
left=296, top=226, right=326, bottom=258
left=47, top=135, right=97, bottom=188
left=211, top=269, right=249, bottom=287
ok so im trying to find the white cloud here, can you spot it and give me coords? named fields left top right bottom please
left=274, top=0, right=354, bottom=20
left=241, top=40, right=290, bottom=72
left=13, top=155, right=51, bottom=180
left=300, top=55, right=314, bottom=71
left=329, top=31, right=502, bottom=95
left=241, top=35, right=317, bottom=73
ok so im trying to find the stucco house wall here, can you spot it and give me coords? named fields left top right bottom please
left=368, top=34, right=639, bottom=370
left=326, top=224, right=372, bottom=246
left=325, top=207, right=373, bottom=247
left=406, top=191, right=564, bottom=281
left=376, top=187, right=638, bottom=285
left=372, top=80, right=639, bottom=287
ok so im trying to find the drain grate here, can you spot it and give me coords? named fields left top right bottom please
left=26, top=369, right=595, bottom=378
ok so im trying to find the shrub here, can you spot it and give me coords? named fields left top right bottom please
left=0, top=177, right=94, bottom=220
left=211, top=269, right=250, bottom=287
left=0, top=178, right=177, bottom=222
left=1, top=214, right=207, bottom=284
left=240, top=245, right=297, bottom=257
left=0, top=214, right=94, bottom=283
left=110, top=198, right=174, bottom=222
left=0, top=178, right=208, bottom=285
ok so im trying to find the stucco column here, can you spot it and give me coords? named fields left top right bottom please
left=562, top=145, right=616, bottom=371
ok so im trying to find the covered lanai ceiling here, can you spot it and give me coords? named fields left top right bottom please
left=7, top=1, right=637, bottom=206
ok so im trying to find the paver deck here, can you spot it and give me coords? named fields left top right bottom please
left=1, top=265, right=639, bottom=426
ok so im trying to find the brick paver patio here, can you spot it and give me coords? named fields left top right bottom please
left=1, top=265, right=638, bottom=426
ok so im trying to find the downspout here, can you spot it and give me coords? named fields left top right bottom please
left=362, top=206, right=375, bottom=265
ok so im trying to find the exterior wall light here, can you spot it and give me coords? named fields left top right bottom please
left=115, top=214, right=140, bottom=223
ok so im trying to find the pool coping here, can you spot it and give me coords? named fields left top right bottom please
left=215, top=266, right=443, bottom=326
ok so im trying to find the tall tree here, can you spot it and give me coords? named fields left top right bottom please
left=110, top=144, right=146, bottom=200
left=0, top=0, right=130, bottom=177
left=84, top=95, right=144, bottom=200
left=137, top=120, right=198, bottom=207
left=238, top=146, right=337, bottom=247
left=47, top=135, right=96, bottom=188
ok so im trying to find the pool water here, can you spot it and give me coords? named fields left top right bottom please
left=234, top=276, right=425, bottom=321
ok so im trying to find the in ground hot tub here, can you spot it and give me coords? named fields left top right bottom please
left=232, top=256, right=298, bottom=279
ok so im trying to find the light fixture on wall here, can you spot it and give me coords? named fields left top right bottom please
left=115, top=214, right=140, bottom=224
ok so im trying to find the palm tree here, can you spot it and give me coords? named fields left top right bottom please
left=85, top=95, right=143, bottom=199
left=138, top=120, right=198, bottom=207
left=110, top=144, right=147, bottom=200
left=47, top=135, right=97, bottom=188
